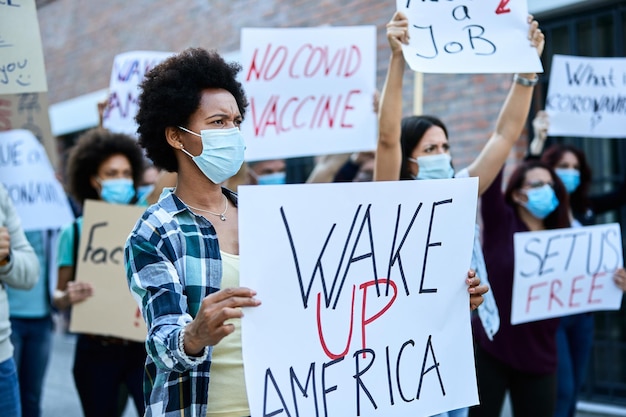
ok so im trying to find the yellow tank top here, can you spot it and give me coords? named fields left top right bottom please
left=207, top=251, right=249, bottom=417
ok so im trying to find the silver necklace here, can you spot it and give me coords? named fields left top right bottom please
left=185, top=194, right=228, bottom=221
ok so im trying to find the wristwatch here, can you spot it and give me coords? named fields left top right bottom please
left=0, top=252, right=11, bottom=266
left=514, top=74, right=539, bottom=87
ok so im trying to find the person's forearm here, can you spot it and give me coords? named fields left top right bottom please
left=493, top=74, right=537, bottom=143
left=377, top=52, right=406, bottom=148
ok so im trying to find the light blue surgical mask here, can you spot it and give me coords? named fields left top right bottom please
left=408, top=153, right=455, bottom=180
left=555, top=168, right=580, bottom=194
left=178, top=126, right=246, bottom=184
left=99, top=178, right=136, bottom=204
left=522, top=184, right=559, bottom=219
left=136, top=184, right=155, bottom=202
left=257, top=171, right=286, bottom=185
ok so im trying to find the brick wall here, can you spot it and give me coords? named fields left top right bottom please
left=37, top=0, right=528, bottom=172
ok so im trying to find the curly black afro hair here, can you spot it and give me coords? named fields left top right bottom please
left=135, top=47, right=248, bottom=172
left=66, top=128, right=145, bottom=203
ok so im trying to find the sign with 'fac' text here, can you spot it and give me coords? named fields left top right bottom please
left=0, top=129, right=73, bottom=231
left=239, top=178, right=479, bottom=417
left=103, top=50, right=173, bottom=137
left=240, top=26, right=377, bottom=161
left=0, top=0, right=48, bottom=94
left=397, top=0, right=543, bottom=74
left=70, top=200, right=147, bottom=342
left=546, top=55, right=626, bottom=138
left=511, top=223, right=624, bottom=325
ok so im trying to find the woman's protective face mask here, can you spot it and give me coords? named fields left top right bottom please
left=408, top=153, right=455, bottom=180
left=136, top=184, right=155, bottom=202
left=178, top=126, right=246, bottom=184
left=555, top=168, right=580, bottom=194
left=256, top=172, right=286, bottom=185
left=99, top=178, right=135, bottom=204
left=522, top=184, right=559, bottom=219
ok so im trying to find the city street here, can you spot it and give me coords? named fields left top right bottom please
left=41, top=329, right=137, bottom=417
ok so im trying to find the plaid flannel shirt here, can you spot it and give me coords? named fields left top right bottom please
left=125, top=188, right=236, bottom=417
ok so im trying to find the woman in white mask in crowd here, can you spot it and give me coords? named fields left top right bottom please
left=53, top=128, right=148, bottom=417
left=375, top=11, right=544, bottom=192
left=374, top=11, right=544, bottom=417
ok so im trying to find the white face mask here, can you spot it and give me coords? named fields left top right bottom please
left=178, top=126, right=246, bottom=184
left=408, top=153, right=455, bottom=180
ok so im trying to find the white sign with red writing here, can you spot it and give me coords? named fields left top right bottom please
left=546, top=55, right=626, bottom=138
left=511, top=224, right=624, bottom=325
left=103, top=51, right=173, bottom=137
left=397, top=0, right=543, bottom=74
left=240, top=26, right=377, bottom=161
left=240, top=178, right=479, bottom=417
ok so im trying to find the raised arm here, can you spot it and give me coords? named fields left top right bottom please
left=374, top=11, right=409, bottom=182
left=466, top=16, right=545, bottom=195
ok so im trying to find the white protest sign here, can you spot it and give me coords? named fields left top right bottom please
left=0, top=0, right=48, bottom=94
left=545, top=55, right=626, bottom=138
left=397, top=0, right=543, bottom=74
left=0, top=129, right=74, bottom=231
left=70, top=200, right=148, bottom=342
left=102, top=51, right=173, bottom=136
left=240, top=178, right=479, bottom=417
left=241, top=26, right=377, bottom=161
left=511, top=223, right=624, bottom=325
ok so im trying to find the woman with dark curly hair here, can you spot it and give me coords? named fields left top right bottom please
left=125, top=47, right=260, bottom=417
left=53, top=128, right=147, bottom=417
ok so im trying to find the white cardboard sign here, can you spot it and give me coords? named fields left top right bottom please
left=239, top=178, right=480, bottom=417
left=511, top=224, right=624, bottom=325
left=240, top=26, right=377, bottom=161
left=546, top=55, right=626, bottom=138
left=397, top=0, right=543, bottom=74
left=102, top=51, right=173, bottom=137
left=0, top=129, right=74, bottom=231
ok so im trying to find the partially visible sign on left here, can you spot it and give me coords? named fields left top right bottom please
left=0, top=129, right=74, bottom=231
left=0, top=0, right=48, bottom=94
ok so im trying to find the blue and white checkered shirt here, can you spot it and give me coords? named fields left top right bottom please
left=125, top=187, right=236, bottom=417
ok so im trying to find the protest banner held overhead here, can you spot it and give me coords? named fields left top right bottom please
left=0, top=0, right=48, bottom=94
left=397, top=0, right=543, bottom=74
left=511, top=223, right=624, bottom=325
left=239, top=178, right=479, bottom=417
left=546, top=54, right=626, bottom=138
left=102, top=50, right=173, bottom=137
left=70, top=200, right=148, bottom=342
left=0, top=129, right=73, bottom=231
left=240, top=26, right=377, bottom=161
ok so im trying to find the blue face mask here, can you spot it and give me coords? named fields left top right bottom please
left=409, top=153, right=455, bottom=180
left=99, top=178, right=136, bottom=204
left=136, top=184, right=155, bottom=202
left=555, top=168, right=580, bottom=194
left=257, top=171, right=286, bottom=185
left=178, top=126, right=246, bottom=184
left=522, top=184, right=559, bottom=219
